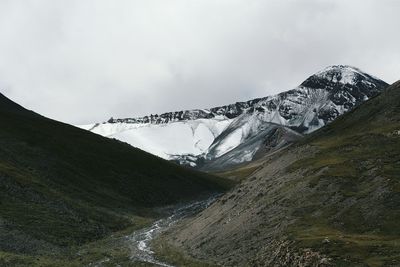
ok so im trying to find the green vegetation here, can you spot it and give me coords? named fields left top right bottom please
left=0, top=93, right=233, bottom=265
left=285, top=81, right=400, bottom=265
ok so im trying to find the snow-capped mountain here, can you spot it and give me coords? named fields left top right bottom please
left=79, top=65, right=388, bottom=169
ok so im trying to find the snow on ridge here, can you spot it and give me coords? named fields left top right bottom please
left=314, top=65, right=361, bottom=84
left=99, top=66, right=382, bottom=129
left=79, top=65, right=387, bottom=166
left=312, top=65, right=383, bottom=86
left=78, top=118, right=233, bottom=160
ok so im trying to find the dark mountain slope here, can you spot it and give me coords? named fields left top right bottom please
left=158, top=81, right=400, bottom=266
left=0, top=93, right=231, bottom=257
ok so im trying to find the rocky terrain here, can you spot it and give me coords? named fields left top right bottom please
left=157, top=81, right=400, bottom=266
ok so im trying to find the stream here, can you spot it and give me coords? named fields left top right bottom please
left=127, top=195, right=219, bottom=266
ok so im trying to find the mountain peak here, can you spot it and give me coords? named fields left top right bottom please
left=309, top=65, right=378, bottom=85
left=299, top=65, right=386, bottom=91
left=319, top=64, right=360, bottom=72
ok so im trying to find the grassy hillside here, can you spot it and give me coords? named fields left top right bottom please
left=160, top=81, right=400, bottom=266
left=0, top=93, right=232, bottom=262
left=284, top=80, right=400, bottom=265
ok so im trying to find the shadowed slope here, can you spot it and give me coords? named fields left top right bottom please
left=0, top=92, right=232, bottom=254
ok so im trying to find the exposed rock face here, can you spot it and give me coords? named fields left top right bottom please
left=108, top=65, right=386, bottom=132
left=81, top=65, right=388, bottom=169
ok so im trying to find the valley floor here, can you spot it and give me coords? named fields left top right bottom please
left=0, top=195, right=219, bottom=267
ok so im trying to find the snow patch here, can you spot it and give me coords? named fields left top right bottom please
left=79, top=118, right=232, bottom=160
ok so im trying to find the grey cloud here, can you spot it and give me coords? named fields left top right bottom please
left=0, top=0, right=399, bottom=124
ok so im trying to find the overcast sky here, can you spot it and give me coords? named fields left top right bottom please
left=0, top=0, right=399, bottom=124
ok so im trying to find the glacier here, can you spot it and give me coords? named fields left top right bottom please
left=78, top=65, right=388, bottom=169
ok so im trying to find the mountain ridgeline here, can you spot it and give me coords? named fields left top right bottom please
left=108, top=65, right=386, bottom=131
left=82, top=65, right=388, bottom=170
